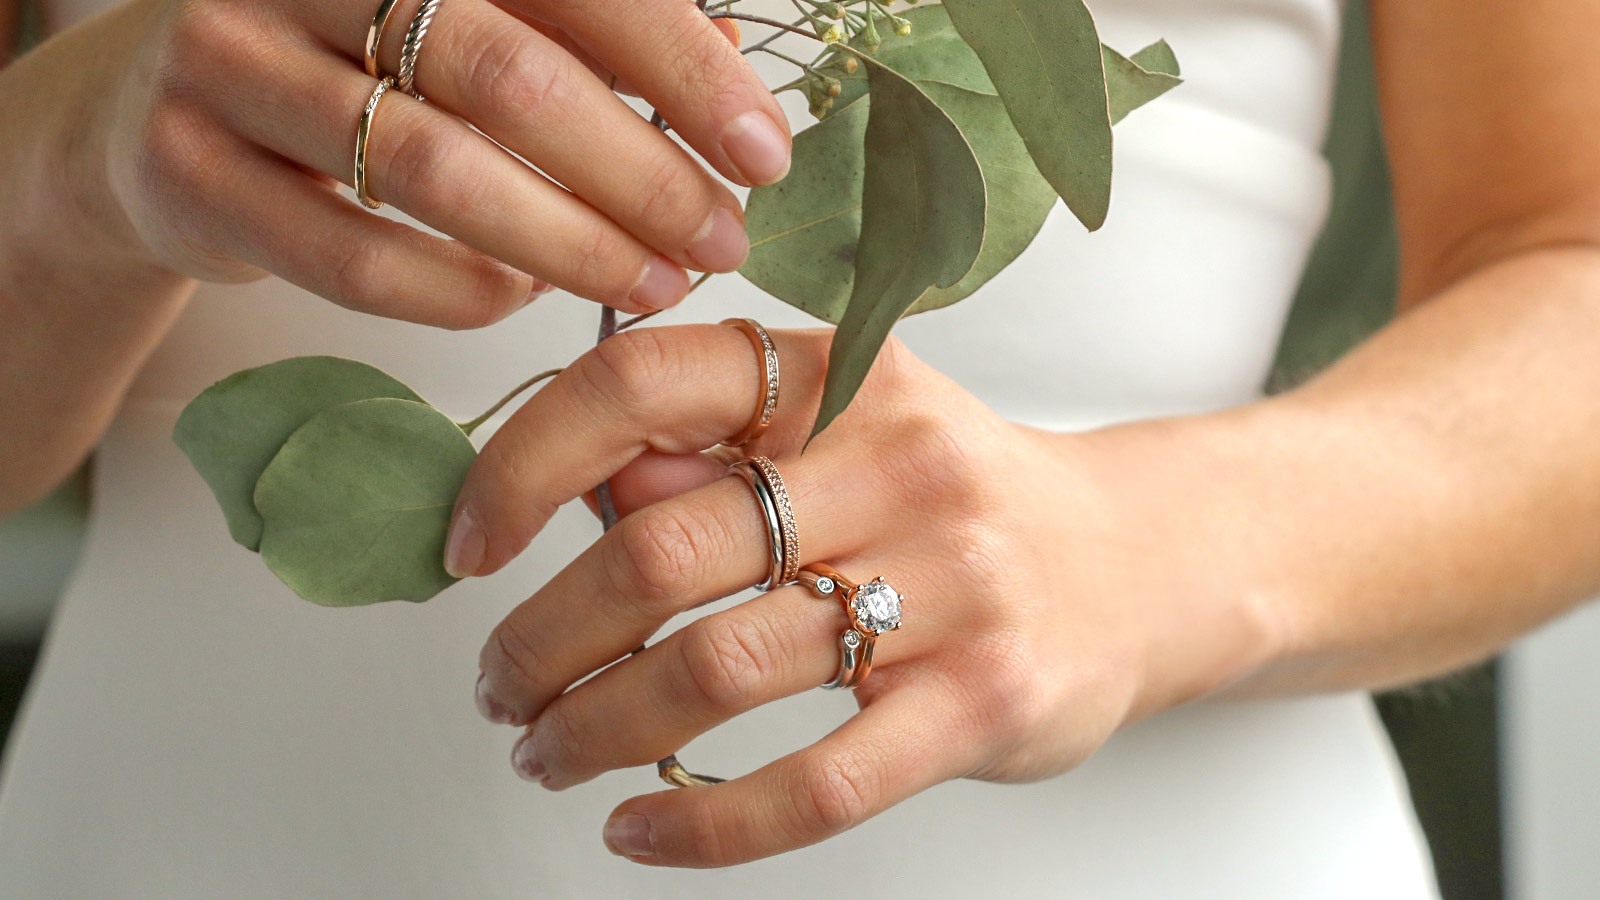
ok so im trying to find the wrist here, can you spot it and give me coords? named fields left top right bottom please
left=1042, top=406, right=1301, bottom=722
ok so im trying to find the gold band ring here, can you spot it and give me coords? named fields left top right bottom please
left=799, top=564, right=905, bottom=690
left=397, top=0, right=446, bottom=99
left=720, top=318, right=780, bottom=447
left=365, top=0, right=405, bottom=78
left=355, top=77, right=396, bottom=210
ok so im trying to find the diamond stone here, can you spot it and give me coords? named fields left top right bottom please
left=851, top=581, right=902, bottom=634
left=841, top=630, right=861, bottom=647
left=814, top=576, right=835, bottom=595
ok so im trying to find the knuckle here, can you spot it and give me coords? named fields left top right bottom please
left=794, top=754, right=877, bottom=836
left=379, top=115, right=470, bottom=211
left=467, top=24, right=568, bottom=121
left=484, top=617, right=544, bottom=694
left=633, top=151, right=699, bottom=235
left=679, top=615, right=775, bottom=713
left=582, top=329, right=677, bottom=412
left=610, top=506, right=706, bottom=610
left=329, top=233, right=392, bottom=310
left=564, top=221, right=633, bottom=297
left=536, top=703, right=587, bottom=769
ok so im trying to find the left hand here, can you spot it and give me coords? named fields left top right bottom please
left=446, top=323, right=1281, bottom=867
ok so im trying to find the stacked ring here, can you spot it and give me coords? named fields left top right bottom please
left=397, top=0, right=446, bottom=99
left=799, top=564, right=905, bottom=690
left=729, top=456, right=799, bottom=591
left=354, top=77, right=397, bottom=210
left=720, top=318, right=779, bottom=447
left=364, top=0, right=405, bottom=78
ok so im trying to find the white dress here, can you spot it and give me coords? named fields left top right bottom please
left=0, top=0, right=1443, bottom=896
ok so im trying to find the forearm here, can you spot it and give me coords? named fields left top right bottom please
left=0, top=4, right=195, bottom=515
left=1107, top=246, right=1600, bottom=705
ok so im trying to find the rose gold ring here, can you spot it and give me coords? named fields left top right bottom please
left=728, top=456, right=799, bottom=590
left=720, top=318, right=779, bottom=447
left=365, top=0, right=405, bottom=78
left=799, top=564, right=904, bottom=690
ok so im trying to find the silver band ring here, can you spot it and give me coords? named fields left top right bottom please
left=355, top=77, right=396, bottom=210
left=397, top=0, right=446, bottom=99
left=799, top=564, right=904, bottom=690
left=729, top=456, right=800, bottom=591
left=365, top=0, right=405, bottom=79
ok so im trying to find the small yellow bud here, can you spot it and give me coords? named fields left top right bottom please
left=820, top=23, right=844, bottom=42
left=843, top=55, right=859, bottom=74
left=894, top=20, right=912, bottom=36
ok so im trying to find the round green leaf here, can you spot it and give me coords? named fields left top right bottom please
left=173, top=357, right=423, bottom=551
left=253, top=398, right=475, bottom=607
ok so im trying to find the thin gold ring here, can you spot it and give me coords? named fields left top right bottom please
left=365, top=0, right=405, bottom=78
left=799, top=564, right=904, bottom=690
left=720, top=318, right=779, bottom=447
left=355, top=77, right=396, bottom=210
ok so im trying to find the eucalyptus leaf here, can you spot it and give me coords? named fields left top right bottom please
left=831, top=5, right=998, bottom=111
left=1105, top=41, right=1182, bottom=123
left=173, top=356, right=423, bottom=551
left=811, top=57, right=986, bottom=438
left=253, top=398, right=475, bottom=607
left=940, top=0, right=1114, bottom=230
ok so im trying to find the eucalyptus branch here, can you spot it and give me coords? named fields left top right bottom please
left=458, top=368, right=564, bottom=436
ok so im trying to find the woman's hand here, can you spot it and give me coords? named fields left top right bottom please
left=446, top=324, right=1283, bottom=867
left=26, top=0, right=786, bottom=327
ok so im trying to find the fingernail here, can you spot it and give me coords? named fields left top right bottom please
left=526, top=280, right=555, bottom=303
left=685, top=206, right=749, bottom=272
left=603, top=814, right=654, bottom=858
left=475, top=673, right=516, bottom=725
left=444, top=507, right=485, bottom=578
left=511, top=735, right=547, bottom=784
left=721, top=111, right=791, bottom=186
left=628, top=255, right=690, bottom=311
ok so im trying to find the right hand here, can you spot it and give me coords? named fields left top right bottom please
left=74, top=0, right=790, bottom=327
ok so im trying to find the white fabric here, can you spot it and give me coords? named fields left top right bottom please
left=1, top=0, right=1442, bottom=896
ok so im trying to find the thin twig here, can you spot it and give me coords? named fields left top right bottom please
left=458, top=368, right=564, bottom=436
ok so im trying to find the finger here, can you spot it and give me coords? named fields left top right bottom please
left=475, top=447, right=881, bottom=727
left=579, top=450, right=729, bottom=521
left=449, top=325, right=830, bottom=578
left=212, top=42, right=689, bottom=312
left=302, top=0, right=752, bottom=274
left=487, top=9, right=740, bottom=95
left=602, top=673, right=984, bottom=867
left=508, top=580, right=933, bottom=789
left=520, top=0, right=792, bottom=186
left=202, top=138, right=544, bottom=328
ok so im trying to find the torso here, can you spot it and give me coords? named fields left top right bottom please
left=0, top=0, right=1442, bottom=895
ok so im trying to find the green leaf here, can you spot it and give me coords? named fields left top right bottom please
left=1105, top=40, right=1183, bottom=124
left=831, top=6, right=998, bottom=110
left=253, top=398, right=475, bottom=607
left=741, top=98, right=869, bottom=322
left=811, top=57, right=986, bottom=438
left=173, top=357, right=423, bottom=551
left=940, top=0, right=1114, bottom=230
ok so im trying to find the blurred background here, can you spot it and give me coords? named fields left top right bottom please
left=2, top=1, right=1596, bottom=897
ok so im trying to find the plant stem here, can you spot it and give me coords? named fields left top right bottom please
left=458, top=368, right=564, bottom=436
left=710, top=11, right=826, bottom=43
left=740, top=16, right=811, bottom=55
left=595, top=306, right=622, bottom=531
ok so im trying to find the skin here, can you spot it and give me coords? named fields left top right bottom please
left=4, top=0, right=1599, bottom=874
left=443, top=0, right=1600, bottom=869
left=0, top=0, right=781, bottom=514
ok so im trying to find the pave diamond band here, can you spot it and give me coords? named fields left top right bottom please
left=729, top=456, right=800, bottom=591
left=720, top=318, right=780, bottom=447
left=799, top=564, right=905, bottom=690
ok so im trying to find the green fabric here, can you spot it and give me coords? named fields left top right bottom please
left=1267, top=0, right=1398, bottom=392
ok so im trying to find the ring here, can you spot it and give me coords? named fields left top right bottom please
left=799, top=564, right=905, bottom=690
left=365, top=0, right=406, bottom=78
left=397, top=0, right=446, bottom=99
left=355, top=77, right=397, bottom=210
left=729, top=456, right=799, bottom=590
left=720, top=318, right=780, bottom=447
